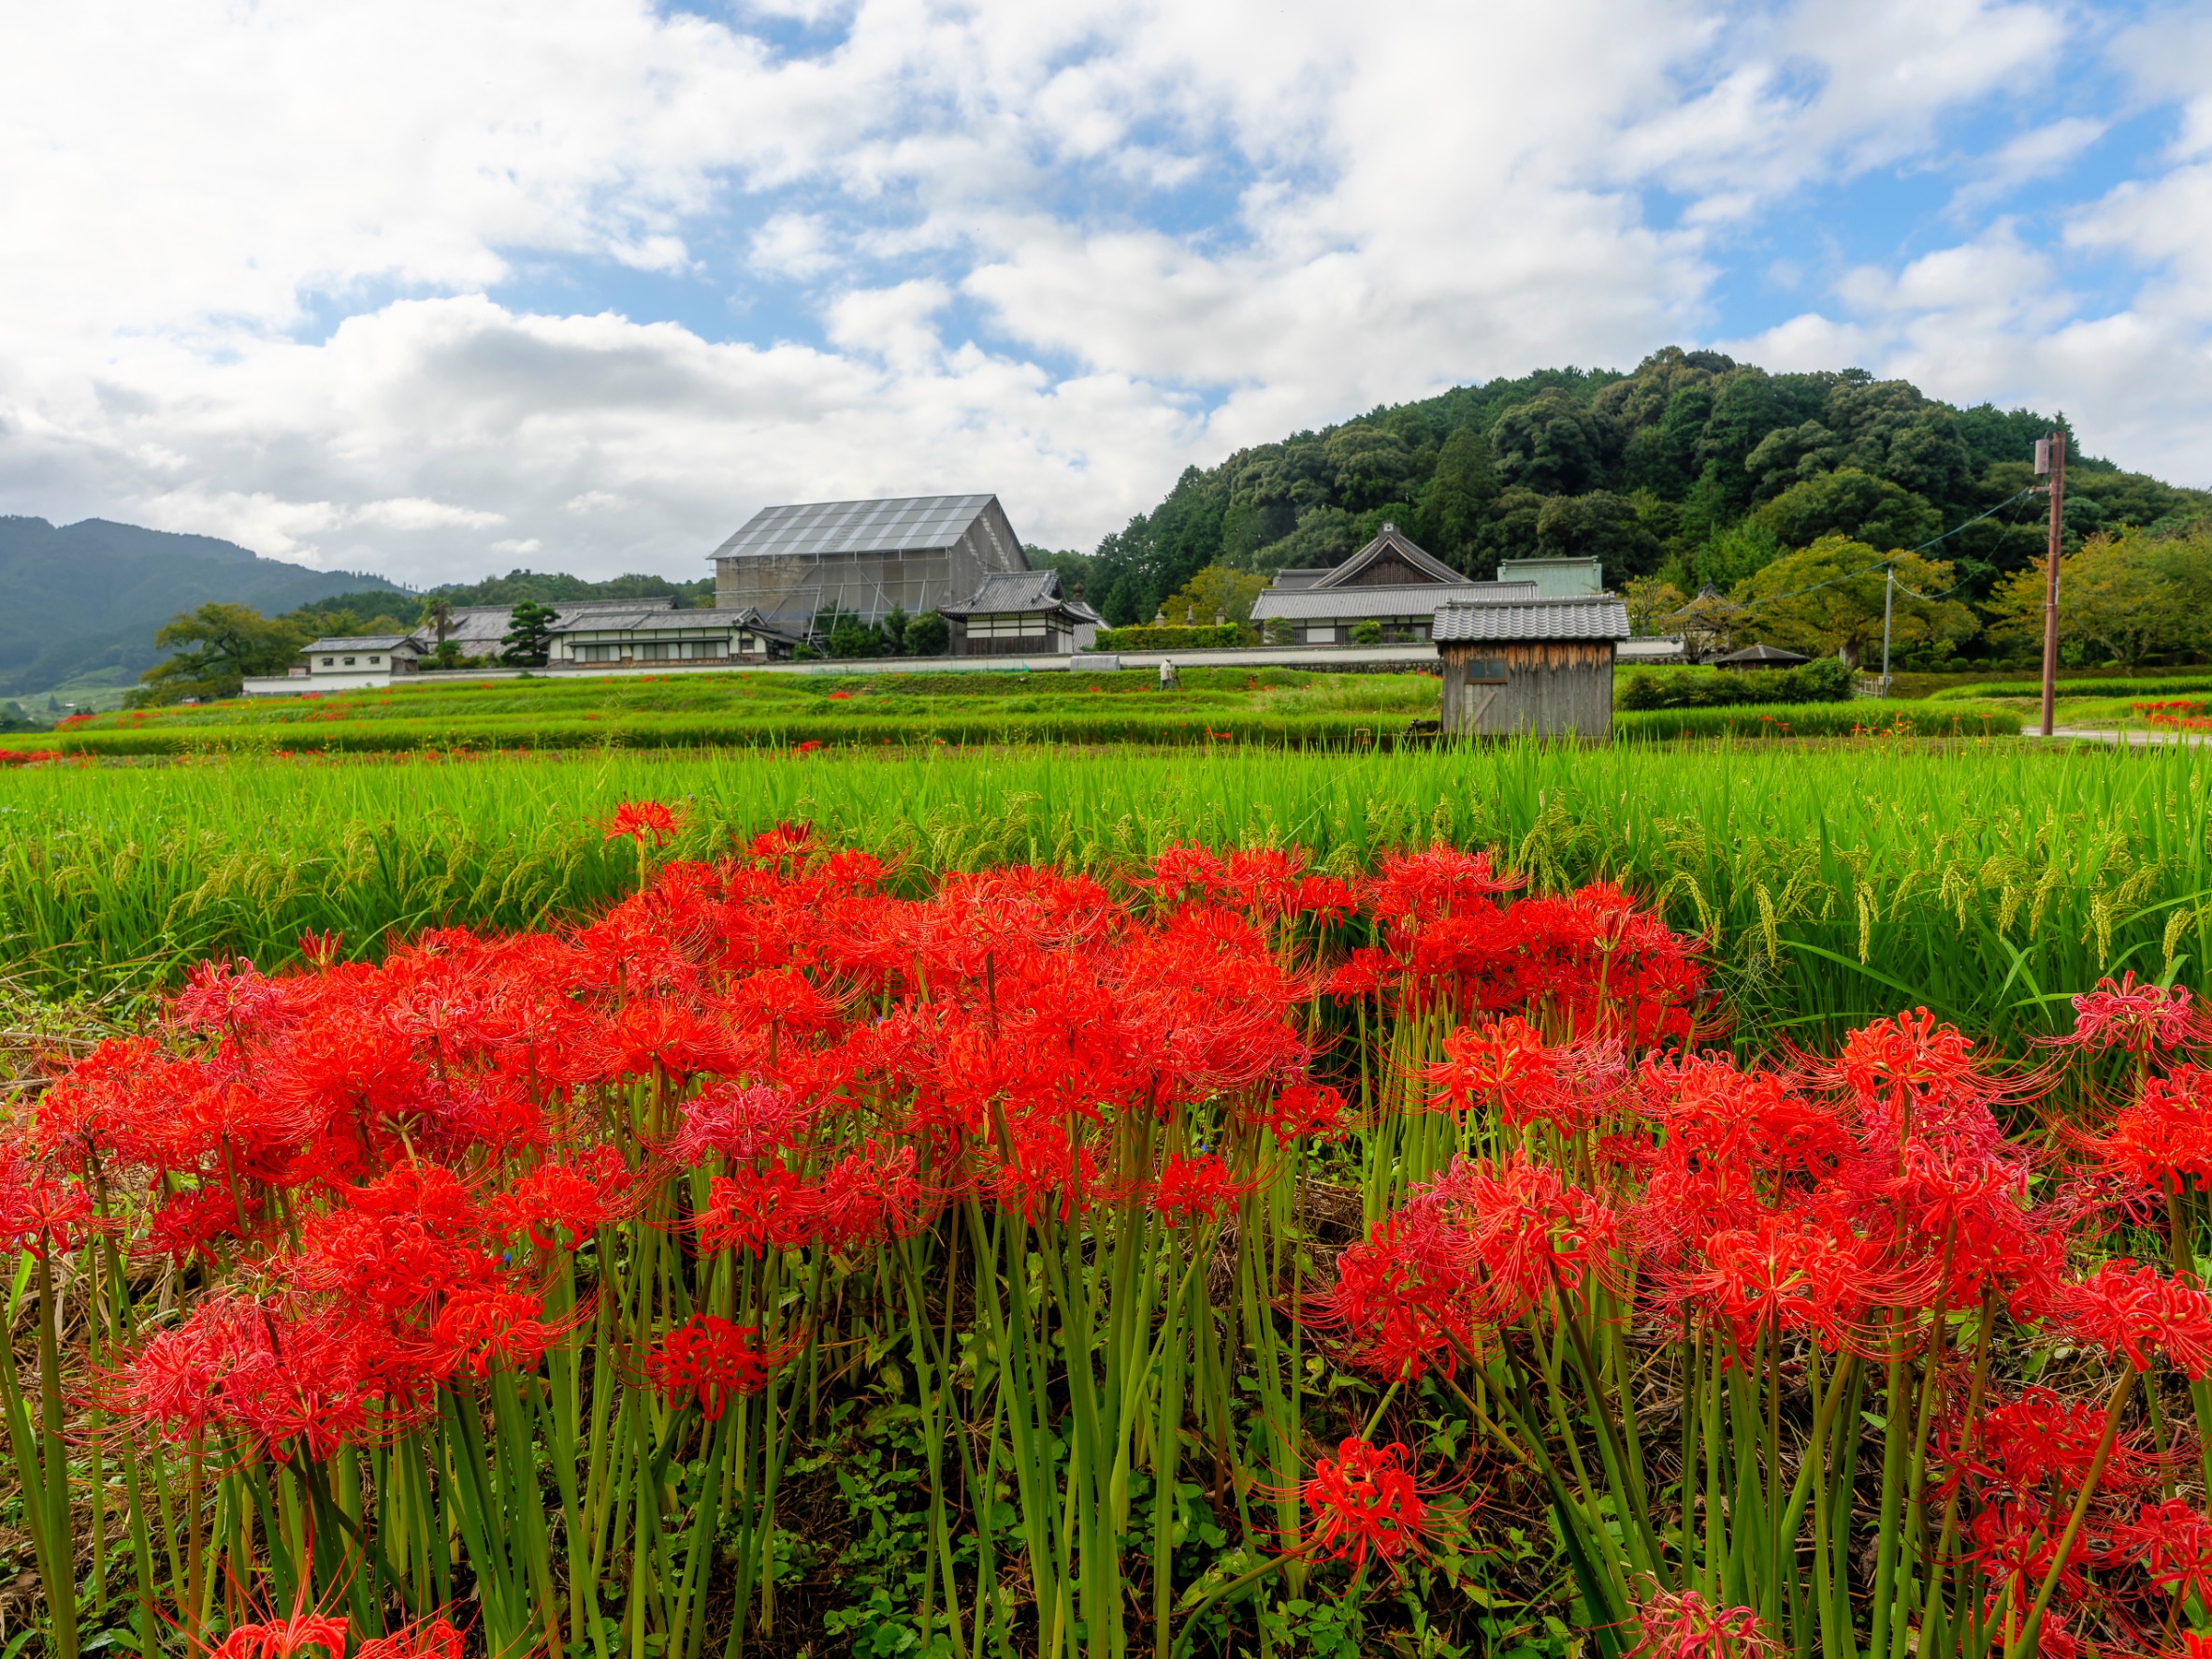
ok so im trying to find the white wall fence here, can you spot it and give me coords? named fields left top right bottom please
left=239, top=642, right=1443, bottom=697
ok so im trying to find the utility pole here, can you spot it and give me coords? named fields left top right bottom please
left=2036, top=428, right=2066, bottom=738
left=1880, top=566, right=1894, bottom=698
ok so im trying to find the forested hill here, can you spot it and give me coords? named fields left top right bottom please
left=1053, top=348, right=2212, bottom=628
left=0, top=516, right=398, bottom=697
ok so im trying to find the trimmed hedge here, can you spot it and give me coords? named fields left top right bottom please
left=1617, top=657, right=1854, bottom=710
left=1092, top=624, right=1242, bottom=651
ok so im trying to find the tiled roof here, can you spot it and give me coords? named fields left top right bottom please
left=1709, top=642, right=1811, bottom=665
left=301, top=634, right=423, bottom=653
left=939, top=570, right=1064, bottom=616
left=713, top=495, right=1000, bottom=561
left=435, top=599, right=675, bottom=647
left=1310, top=526, right=1469, bottom=588
left=1430, top=597, right=1630, bottom=643
left=1251, top=581, right=1535, bottom=622
left=1269, top=569, right=1329, bottom=590
left=547, top=609, right=745, bottom=634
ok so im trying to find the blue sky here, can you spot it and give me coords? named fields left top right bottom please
left=2, top=0, right=2207, bottom=586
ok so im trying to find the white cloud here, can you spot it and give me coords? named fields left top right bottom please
left=5, top=0, right=2207, bottom=586
left=1945, top=117, right=2107, bottom=215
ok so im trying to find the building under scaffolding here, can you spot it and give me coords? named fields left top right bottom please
left=710, top=495, right=1027, bottom=636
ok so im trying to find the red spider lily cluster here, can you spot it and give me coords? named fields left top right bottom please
left=22, top=804, right=2212, bottom=1657
left=22, top=829, right=1693, bottom=1475
left=2136, top=700, right=2212, bottom=733
left=1319, top=945, right=2212, bottom=1652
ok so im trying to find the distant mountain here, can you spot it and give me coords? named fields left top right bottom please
left=0, top=517, right=401, bottom=696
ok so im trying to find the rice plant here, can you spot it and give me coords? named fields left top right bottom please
left=1, top=738, right=2204, bottom=1053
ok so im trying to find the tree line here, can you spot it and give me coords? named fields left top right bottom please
left=1037, top=346, right=2212, bottom=668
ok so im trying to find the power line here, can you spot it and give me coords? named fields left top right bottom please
left=1720, top=487, right=2041, bottom=609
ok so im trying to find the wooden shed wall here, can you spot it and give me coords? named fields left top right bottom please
left=1439, top=642, right=1614, bottom=741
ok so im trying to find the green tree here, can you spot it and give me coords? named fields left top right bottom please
left=422, top=596, right=455, bottom=645
left=880, top=606, right=911, bottom=656
left=1987, top=528, right=2211, bottom=669
left=1734, top=537, right=1976, bottom=668
left=1621, top=576, right=1686, bottom=637
left=1534, top=491, right=1661, bottom=584
left=1416, top=426, right=1499, bottom=569
left=1669, top=585, right=1751, bottom=662
left=1490, top=387, right=1614, bottom=497
left=1159, top=564, right=1268, bottom=633
left=904, top=612, right=949, bottom=655
left=1470, top=487, right=1548, bottom=575
left=1684, top=520, right=1782, bottom=591
left=1322, top=423, right=1415, bottom=512
left=1256, top=506, right=1360, bottom=573
left=501, top=601, right=561, bottom=667
left=133, top=602, right=306, bottom=703
left=1752, top=467, right=1942, bottom=553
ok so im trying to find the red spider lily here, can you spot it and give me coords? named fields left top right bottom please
left=485, top=1147, right=631, bottom=1249
left=2060, top=1261, right=2212, bottom=1377
left=697, top=1165, right=820, bottom=1256
left=808, top=1144, right=929, bottom=1251
left=1970, top=1500, right=2093, bottom=1627
left=427, top=1287, right=560, bottom=1381
left=1627, top=1588, right=1777, bottom=1659
left=353, top=1620, right=465, bottom=1659
left=574, top=997, right=755, bottom=1087
left=198, top=1612, right=351, bottom=1659
left=142, top=1183, right=266, bottom=1266
left=1362, top=844, right=1523, bottom=925
left=646, top=1315, right=794, bottom=1420
left=0, top=1159, right=95, bottom=1259
left=747, top=821, right=815, bottom=865
left=1327, top=1154, right=1618, bottom=1376
left=112, top=1295, right=386, bottom=1460
left=1253, top=1078, right=1349, bottom=1142
left=1664, top=1206, right=1910, bottom=1353
left=2097, top=1069, right=2212, bottom=1194
left=2054, top=973, right=2198, bottom=1054
left=1151, top=1152, right=1242, bottom=1225
left=991, top=1126, right=1102, bottom=1225
left=1828, top=1008, right=1995, bottom=1140
left=1323, top=946, right=1398, bottom=1000
left=2114, top=1499, right=2212, bottom=1607
left=172, top=957, right=291, bottom=1039
left=1934, top=1386, right=2156, bottom=1505
left=668, top=1083, right=814, bottom=1164
left=1423, top=1016, right=1565, bottom=1126
left=1302, top=1436, right=1424, bottom=1573
left=604, top=799, right=681, bottom=845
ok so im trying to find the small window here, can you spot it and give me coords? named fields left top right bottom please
left=369, top=656, right=382, bottom=665
left=342, top=656, right=356, bottom=666
left=320, top=657, right=335, bottom=667
left=1465, top=658, right=1508, bottom=683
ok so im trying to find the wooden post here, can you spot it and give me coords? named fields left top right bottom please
left=2039, top=429, right=2066, bottom=738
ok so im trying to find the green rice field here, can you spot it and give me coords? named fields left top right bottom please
left=2, top=663, right=2046, bottom=757
left=4, top=737, right=2203, bottom=1052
